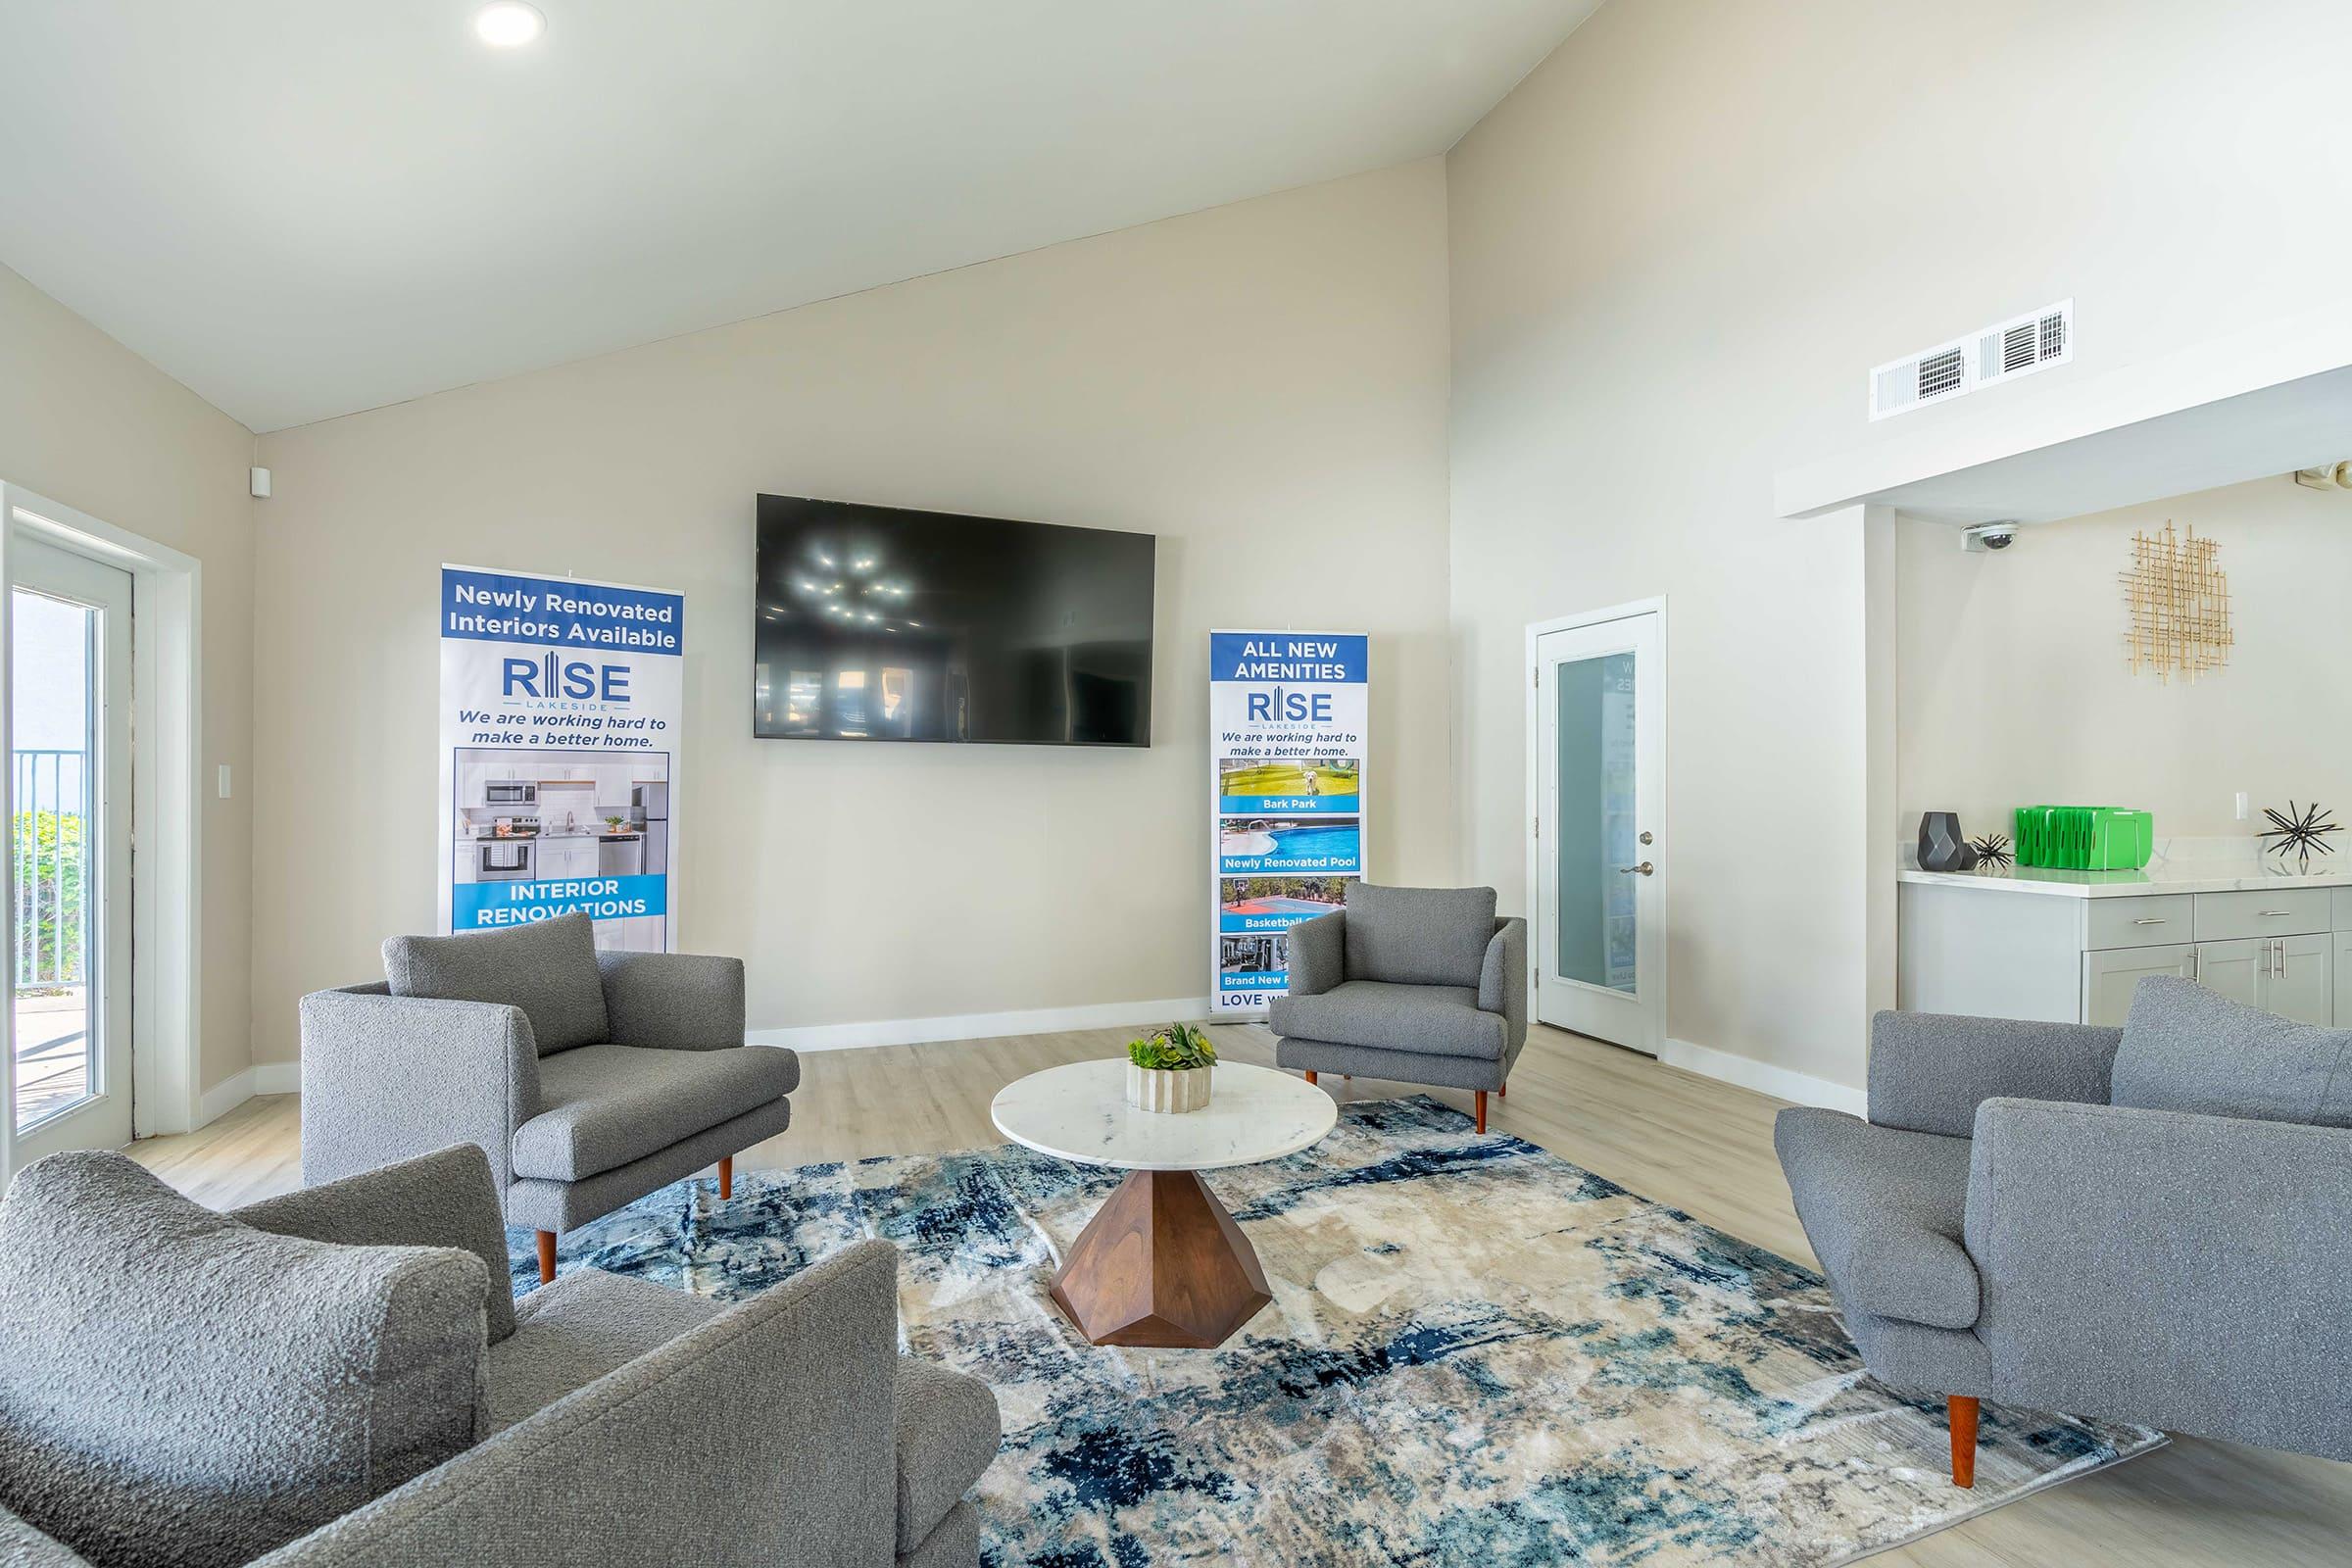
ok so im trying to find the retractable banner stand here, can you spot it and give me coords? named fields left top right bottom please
left=438, top=565, right=684, bottom=953
left=1209, top=630, right=1369, bottom=1015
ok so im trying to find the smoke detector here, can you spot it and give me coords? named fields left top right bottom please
left=1871, top=300, right=2074, bottom=421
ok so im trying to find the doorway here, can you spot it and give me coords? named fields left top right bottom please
left=1529, top=601, right=1665, bottom=1055
left=8, top=535, right=133, bottom=1157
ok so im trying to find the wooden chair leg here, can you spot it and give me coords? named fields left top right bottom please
left=536, top=1230, right=557, bottom=1285
left=1474, top=1091, right=1489, bottom=1134
left=1496, top=1081, right=1506, bottom=1099
left=1303, top=1070, right=1318, bottom=1086
left=1948, top=1395, right=1979, bottom=1489
left=718, top=1154, right=733, bottom=1200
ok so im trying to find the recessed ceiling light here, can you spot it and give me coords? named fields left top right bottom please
left=474, top=3, right=545, bottom=48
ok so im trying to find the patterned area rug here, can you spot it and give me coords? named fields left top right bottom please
left=510, top=1096, right=2161, bottom=1566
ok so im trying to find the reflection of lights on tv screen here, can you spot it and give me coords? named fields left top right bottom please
left=756, top=496, right=1153, bottom=746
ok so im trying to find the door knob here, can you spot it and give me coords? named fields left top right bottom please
left=1616, top=861, right=1654, bottom=876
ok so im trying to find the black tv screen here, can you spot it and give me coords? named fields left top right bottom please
left=754, top=496, right=1155, bottom=746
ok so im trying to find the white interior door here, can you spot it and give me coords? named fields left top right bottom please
left=1532, top=606, right=1664, bottom=1054
left=8, top=534, right=134, bottom=1160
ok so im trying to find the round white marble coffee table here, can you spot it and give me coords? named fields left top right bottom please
left=991, top=1059, right=1336, bottom=1348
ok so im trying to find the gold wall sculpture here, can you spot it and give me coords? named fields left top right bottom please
left=2120, top=521, right=2231, bottom=682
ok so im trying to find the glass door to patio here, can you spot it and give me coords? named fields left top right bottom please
left=10, top=534, right=132, bottom=1157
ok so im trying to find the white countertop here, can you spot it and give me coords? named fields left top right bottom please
left=1898, top=859, right=2352, bottom=899
left=990, top=1059, right=1337, bottom=1172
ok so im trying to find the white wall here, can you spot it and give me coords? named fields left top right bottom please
left=0, top=263, right=257, bottom=1099
left=249, top=162, right=1455, bottom=1068
left=1446, top=0, right=2352, bottom=1090
left=1901, top=476, right=2352, bottom=843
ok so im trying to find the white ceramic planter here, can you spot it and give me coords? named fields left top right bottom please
left=1126, top=1062, right=1213, bottom=1114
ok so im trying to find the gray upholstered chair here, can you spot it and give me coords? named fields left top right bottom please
left=301, top=911, right=796, bottom=1281
left=1776, top=977, right=2352, bottom=1489
left=1267, top=882, right=1527, bottom=1132
left=0, top=1144, right=1000, bottom=1568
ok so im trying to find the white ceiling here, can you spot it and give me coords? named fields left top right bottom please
left=0, top=1, right=1597, bottom=431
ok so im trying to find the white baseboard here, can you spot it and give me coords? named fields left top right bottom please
left=182, top=1001, right=1204, bottom=1126
left=749, top=996, right=1217, bottom=1054
left=1660, top=1037, right=1867, bottom=1116
left=194, top=1068, right=255, bottom=1130
left=189, top=1060, right=300, bottom=1131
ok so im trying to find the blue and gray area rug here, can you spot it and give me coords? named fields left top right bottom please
left=510, top=1096, right=2159, bottom=1566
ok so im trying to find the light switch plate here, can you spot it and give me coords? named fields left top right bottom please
left=219, top=763, right=232, bottom=799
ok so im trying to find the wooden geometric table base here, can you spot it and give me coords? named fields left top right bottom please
left=1050, top=1168, right=1273, bottom=1348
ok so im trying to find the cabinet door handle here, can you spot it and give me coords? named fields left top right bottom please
left=2260, top=909, right=2293, bottom=917
left=2278, top=939, right=2288, bottom=980
left=2132, top=916, right=2167, bottom=925
left=2189, top=948, right=2202, bottom=982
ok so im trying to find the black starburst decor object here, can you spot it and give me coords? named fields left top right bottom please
left=2260, top=801, right=2340, bottom=871
left=1969, top=833, right=2013, bottom=870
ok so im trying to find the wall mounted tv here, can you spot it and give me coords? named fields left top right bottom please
left=755, top=496, right=1155, bottom=746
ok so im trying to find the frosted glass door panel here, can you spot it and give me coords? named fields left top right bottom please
left=1553, top=653, right=1638, bottom=993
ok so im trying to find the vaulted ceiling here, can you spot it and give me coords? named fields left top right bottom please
left=0, top=1, right=1598, bottom=430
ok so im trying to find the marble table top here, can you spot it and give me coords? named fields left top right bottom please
left=1897, top=860, right=2352, bottom=899
left=990, top=1059, right=1338, bottom=1173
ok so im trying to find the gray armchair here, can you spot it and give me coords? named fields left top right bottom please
left=0, top=1145, right=1000, bottom=1568
left=1266, top=882, right=1527, bottom=1132
left=1776, top=976, right=2352, bottom=1488
left=302, top=911, right=797, bottom=1281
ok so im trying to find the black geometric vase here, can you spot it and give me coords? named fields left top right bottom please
left=1917, top=811, right=1980, bottom=873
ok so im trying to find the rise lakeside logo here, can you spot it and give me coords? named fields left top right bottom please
left=1245, top=686, right=1333, bottom=722
left=502, top=649, right=632, bottom=703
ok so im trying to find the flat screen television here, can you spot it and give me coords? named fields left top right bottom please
left=754, top=496, right=1155, bottom=746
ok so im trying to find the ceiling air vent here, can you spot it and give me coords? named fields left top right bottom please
left=1869, top=299, right=2074, bottom=421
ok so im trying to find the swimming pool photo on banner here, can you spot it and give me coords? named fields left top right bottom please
left=1218, top=816, right=1361, bottom=875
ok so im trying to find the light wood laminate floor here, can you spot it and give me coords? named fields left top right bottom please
left=131, top=1021, right=2349, bottom=1566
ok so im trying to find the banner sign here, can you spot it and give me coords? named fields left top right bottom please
left=1208, top=630, right=1369, bottom=1013
left=438, top=564, right=684, bottom=952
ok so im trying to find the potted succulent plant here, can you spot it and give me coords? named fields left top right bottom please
left=1125, top=1023, right=1217, bottom=1114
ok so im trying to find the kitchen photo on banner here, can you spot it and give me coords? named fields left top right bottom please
left=1208, top=630, right=1368, bottom=1014
left=438, top=564, right=684, bottom=952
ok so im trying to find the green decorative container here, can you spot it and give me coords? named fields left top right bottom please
left=2013, top=806, right=2153, bottom=870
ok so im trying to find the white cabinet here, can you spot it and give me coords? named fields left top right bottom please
left=2082, top=945, right=2193, bottom=1027
left=591, top=915, right=666, bottom=954
left=2185, top=934, right=2330, bottom=1022
left=2337, top=930, right=2352, bottom=1028
left=538, top=837, right=599, bottom=879
left=1905, top=878, right=2348, bottom=1029
left=2194, top=888, right=2335, bottom=942
left=2262, top=934, right=2332, bottom=1025
left=2192, top=937, right=2266, bottom=1011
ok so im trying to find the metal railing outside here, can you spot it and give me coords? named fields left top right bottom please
left=12, top=748, right=87, bottom=996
